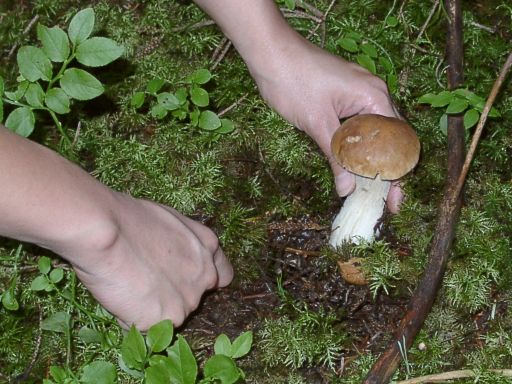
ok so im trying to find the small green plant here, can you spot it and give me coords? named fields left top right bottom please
left=43, top=361, right=117, bottom=384
left=120, top=319, right=253, bottom=383
left=0, top=245, right=23, bottom=311
left=418, top=88, right=501, bottom=135
left=0, top=8, right=124, bottom=145
left=337, top=31, right=398, bottom=93
left=130, top=69, right=235, bottom=138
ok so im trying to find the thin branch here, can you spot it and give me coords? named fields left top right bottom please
left=218, top=93, right=249, bottom=117
left=396, top=369, right=512, bottom=384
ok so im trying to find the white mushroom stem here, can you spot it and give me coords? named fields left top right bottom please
left=329, top=175, right=390, bottom=246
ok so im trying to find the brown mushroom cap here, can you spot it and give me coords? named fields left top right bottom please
left=331, top=114, right=420, bottom=180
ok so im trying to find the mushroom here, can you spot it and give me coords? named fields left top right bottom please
left=329, top=114, right=420, bottom=246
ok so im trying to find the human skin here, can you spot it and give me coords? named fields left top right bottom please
left=0, top=0, right=404, bottom=331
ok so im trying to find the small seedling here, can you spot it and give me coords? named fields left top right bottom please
left=0, top=8, right=124, bottom=146
left=418, top=88, right=501, bottom=135
left=120, top=319, right=253, bottom=383
left=131, top=68, right=235, bottom=139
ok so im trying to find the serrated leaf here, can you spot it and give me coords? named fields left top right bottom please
left=446, top=98, right=468, bottom=114
left=157, top=92, right=180, bottom=110
left=5, top=107, right=35, bottom=137
left=80, top=361, right=116, bottom=384
left=337, top=37, right=359, bottom=53
left=68, top=8, right=95, bottom=46
left=231, top=331, right=253, bottom=359
left=463, top=108, right=479, bottom=130
left=356, top=54, right=376, bottom=74
left=41, top=311, right=71, bottom=333
left=431, top=91, right=453, bottom=107
left=360, top=43, right=378, bottom=58
left=78, top=326, right=103, bottom=344
left=121, top=325, right=147, bottom=370
left=146, top=78, right=165, bottom=94
left=147, top=319, right=173, bottom=353
left=2, top=289, right=19, bottom=311
left=203, top=355, right=240, bottom=384
left=216, top=119, right=235, bottom=134
left=31, top=275, right=51, bottom=291
left=17, top=46, right=52, bottom=82
left=45, top=87, right=70, bottom=114
left=25, top=83, right=45, bottom=108
left=60, top=68, right=104, bottom=100
left=37, top=24, right=70, bottom=62
left=49, top=268, right=64, bottom=284
left=130, top=91, right=145, bottom=109
left=189, top=87, right=209, bottom=107
left=76, top=37, right=124, bottom=67
left=151, top=104, right=168, bottom=119
left=214, top=334, right=232, bottom=356
left=166, top=335, right=197, bottom=384
left=187, top=68, right=212, bottom=84
left=198, top=110, right=221, bottom=130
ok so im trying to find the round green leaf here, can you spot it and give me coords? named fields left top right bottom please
left=463, top=108, right=480, bottom=130
left=147, top=319, right=174, bottom=353
left=187, top=68, right=212, bottom=84
left=216, top=119, right=235, bottom=134
left=30, top=275, right=51, bottom=291
left=356, top=54, right=377, bottom=74
left=431, top=91, right=452, bottom=107
left=60, top=68, right=104, bottom=100
left=76, top=37, right=124, bottom=67
left=38, top=256, right=52, bottom=274
left=78, top=326, right=104, bottom=344
left=49, top=268, right=64, bottom=284
left=337, top=37, right=359, bottom=53
left=68, top=8, right=95, bottom=46
left=190, top=87, right=209, bottom=107
left=37, top=24, right=70, bottom=62
left=80, top=361, right=117, bottom=384
left=25, top=83, right=45, bottom=108
left=157, top=92, right=180, bottom=110
left=17, top=46, right=52, bottom=82
left=203, top=355, right=240, bottom=384
left=2, top=290, right=19, bottom=311
left=130, top=92, right=145, bottom=109
left=214, top=334, right=232, bottom=356
left=198, top=110, right=221, bottom=131
left=42, top=311, right=71, bottom=333
left=146, top=78, right=165, bottom=94
left=360, top=43, right=378, bottom=58
left=5, top=107, right=35, bottom=137
left=151, top=104, right=168, bottom=119
left=386, top=15, right=399, bottom=27
left=446, top=98, right=468, bottom=114
left=45, top=87, right=71, bottom=114
left=417, top=92, right=437, bottom=105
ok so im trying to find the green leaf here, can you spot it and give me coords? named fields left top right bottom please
left=2, top=289, right=19, bottom=311
left=216, top=119, right=235, bottom=134
left=360, top=43, right=378, bottom=58
left=25, top=83, right=45, bottom=108
left=439, top=113, right=448, bottom=136
left=452, top=88, right=474, bottom=99
left=198, top=110, right=221, bottom=131
left=38, top=256, right=52, bottom=274
left=5, top=107, right=35, bottom=137
left=145, top=360, right=171, bottom=384
left=49, top=366, right=69, bottom=382
left=488, top=106, right=501, bottom=117
left=189, top=108, right=200, bottom=126
left=175, top=87, right=188, bottom=104
left=417, top=92, right=437, bottom=105
left=5, top=81, right=29, bottom=102
left=337, top=37, right=359, bottom=53
left=157, top=92, right=180, bottom=110
left=463, top=108, right=480, bottom=130
left=121, top=325, right=147, bottom=370
left=37, top=24, right=70, bottom=62
left=346, top=31, right=362, bottom=42
left=117, top=354, right=144, bottom=379
left=17, top=46, right=52, bottom=82
left=445, top=98, right=469, bottom=114
left=386, top=15, right=399, bottom=27
left=31, top=275, right=51, bottom=291
left=78, top=326, right=104, bottom=344
left=146, top=78, right=165, bottom=94
left=189, top=87, right=209, bottom=107
left=214, top=334, right=232, bottom=357
left=230, top=331, right=253, bottom=359
left=166, top=335, right=198, bottom=384
left=356, top=54, right=377, bottom=74
left=41, top=311, right=71, bottom=333
left=80, top=361, right=116, bottom=384
left=45, top=88, right=70, bottom=114
left=130, top=92, right=145, bottom=109
left=68, top=8, right=95, bottom=46
left=386, top=73, right=398, bottom=93
left=187, top=68, right=212, bottom=84
left=378, top=56, right=393, bottom=73
left=49, top=268, right=64, bottom=284
left=60, top=68, right=104, bottom=100
left=203, top=355, right=240, bottom=384
left=147, top=319, right=174, bottom=353
left=431, top=91, right=453, bottom=107
left=151, top=104, right=168, bottom=119
left=76, top=37, right=124, bottom=67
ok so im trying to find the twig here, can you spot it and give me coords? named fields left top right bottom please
left=416, top=0, right=441, bottom=43
left=7, top=15, right=40, bottom=60
left=396, top=369, right=512, bottom=384
left=71, top=121, right=81, bottom=147
left=218, top=93, right=249, bottom=117
left=14, top=307, right=43, bottom=382
left=306, top=0, right=336, bottom=45
left=210, top=38, right=232, bottom=71
left=284, top=247, right=322, bottom=257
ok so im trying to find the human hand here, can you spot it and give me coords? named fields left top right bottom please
left=249, top=37, right=403, bottom=212
left=57, top=194, right=233, bottom=331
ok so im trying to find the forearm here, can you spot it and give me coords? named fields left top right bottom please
left=0, top=126, right=117, bottom=258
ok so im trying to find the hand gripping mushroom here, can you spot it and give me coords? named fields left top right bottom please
left=329, top=114, right=420, bottom=246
